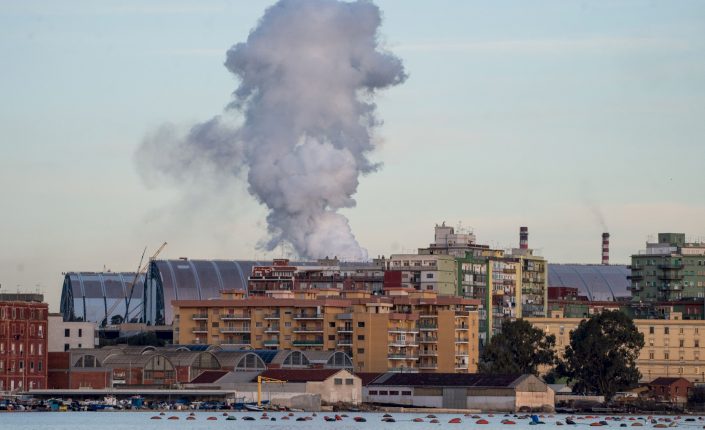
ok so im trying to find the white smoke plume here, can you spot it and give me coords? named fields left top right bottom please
left=136, top=0, right=407, bottom=261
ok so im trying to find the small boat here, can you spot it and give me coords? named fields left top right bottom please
left=168, top=416, right=179, bottom=420
left=207, top=417, right=217, bottom=421
left=186, top=416, right=196, bottom=421
left=242, top=416, right=256, bottom=421
left=383, top=414, right=393, bottom=418
left=477, top=419, right=490, bottom=425
left=354, top=417, right=366, bottom=423
left=449, top=418, right=462, bottom=424
left=413, top=418, right=424, bottom=423
left=226, top=416, right=237, bottom=421
left=150, top=416, right=162, bottom=420
left=427, top=415, right=437, bottom=419
left=631, top=424, right=643, bottom=427
left=282, top=416, right=290, bottom=420
left=589, top=423, right=603, bottom=427
left=324, top=416, right=336, bottom=422
left=244, top=404, right=264, bottom=412
left=557, top=423, right=564, bottom=426
left=430, top=419, right=440, bottom=424
left=502, top=420, right=516, bottom=425
left=566, top=419, right=577, bottom=425
left=382, top=418, right=396, bottom=423
left=296, top=417, right=307, bottom=422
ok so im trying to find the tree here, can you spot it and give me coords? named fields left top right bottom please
left=557, top=310, right=644, bottom=401
left=479, top=318, right=556, bottom=375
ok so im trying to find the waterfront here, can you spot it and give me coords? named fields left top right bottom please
left=0, top=412, right=702, bottom=430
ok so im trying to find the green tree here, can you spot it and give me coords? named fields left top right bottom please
left=557, top=310, right=644, bottom=401
left=479, top=318, right=556, bottom=375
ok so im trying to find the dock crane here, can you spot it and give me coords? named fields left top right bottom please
left=257, top=376, right=286, bottom=407
left=103, top=242, right=167, bottom=326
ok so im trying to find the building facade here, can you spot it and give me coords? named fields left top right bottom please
left=173, top=288, right=479, bottom=373
left=386, top=254, right=458, bottom=295
left=528, top=311, right=705, bottom=382
left=630, top=233, right=705, bottom=303
left=0, top=297, right=49, bottom=391
left=48, top=314, right=97, bottom=352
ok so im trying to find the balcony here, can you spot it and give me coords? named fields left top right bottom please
left=293, top=327, right=323, bottom=333
left=220, top=326, right=250, bottom=334
left=192, top=327, right=208, bottom=334
left=658, top=273, right=684, bottom=281
left=264, top=313, right=281, bottom=320
left=337, top=327, right=353, bottom=333
left=418, top=337, right=438, bottom=343
left=455, top=352, right=469, bottom=357
left=388, top=354, right=419, bottom=361
left=455, top=338, right=469, bottom=344
left=338, top=339, right=353, bottom=346
left=265, top=326, right=280, bottom=333
left=419, top=315, right=437, bottom=319
left=659, top=262, right=684, bottom=270
left=263, top=339, right=280, bottom=346
left=455, top=326, right=469, bottom=331
left=389, top=340, right=419, bottom=348
left=220, top=342, right=250, bottom=348
left=221, top=313, right=250, bottom=321
left=418, top=362, right=438, bottom=369
left=389, top=329, right=419, bottom=334
left=389, top=367, right=419, bottom=373
left=336, top=313, right=353, bottom=320
left=419, top=324, right=438, bottom=331
left=419, top=350, right=438, bottom=356
left=294, top=313, right=324, bottom=320
left=293, top=339, right=324, bottom=346
left=627, top=274, right=644, bottom=281
left=192, top=313, right=208, bottom=320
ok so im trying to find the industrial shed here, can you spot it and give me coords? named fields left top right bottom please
left=548, top=264, right=629, bottom=301
left=364, top=373, right=554, bottom=412
left=60, top=272, right=145, bottom=324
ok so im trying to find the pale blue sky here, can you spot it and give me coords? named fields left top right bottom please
left=1, top=1, right=704, bottom=310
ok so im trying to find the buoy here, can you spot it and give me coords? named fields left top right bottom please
left=477, top=419, right=490, bottom=425
left=449, top=418, right=462, bottom=424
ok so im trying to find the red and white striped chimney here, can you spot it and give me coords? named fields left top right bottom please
left=602, top=232, right=610, bottom=265
left=520, top=226, right=529, bottom=249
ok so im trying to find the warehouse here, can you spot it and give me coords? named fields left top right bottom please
left=364, top=373, right=554, bottom=412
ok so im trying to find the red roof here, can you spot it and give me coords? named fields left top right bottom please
left=255, top=369, right=343, bottom=383
left=356, top=372, right=383, bottom=386
left=190, top=370, right=229, bottom=384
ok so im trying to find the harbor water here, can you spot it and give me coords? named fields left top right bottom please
left=0, top=412, right=699, bottom=430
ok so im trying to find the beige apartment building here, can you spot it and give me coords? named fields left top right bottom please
left=173, top=288, right=479, bottom=374
left=386, top=254, right=458, bottom=296
left=528, top=311, right=705, bottom=382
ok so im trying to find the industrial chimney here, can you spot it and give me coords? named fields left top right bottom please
left=602, top=232, right=610, bottom=265
left=520, top=226, right=529, bottom=249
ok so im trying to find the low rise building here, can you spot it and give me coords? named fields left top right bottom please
left=363, top=372, right=554, bottom=412
left=173, top=288, right=480, bottom=373
left=0, top=294, right=48, bottom=391
left=528, top=311, right=705, bottom=382
left=648, top=377, right=692, bottom=405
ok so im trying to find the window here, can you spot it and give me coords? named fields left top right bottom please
left=665, top=327, right=670, bottom=335
left=64, top=344, right=70, bottom=352
left=256, top=322, right=262, bottom=327
left=389, top=391, right=399, bottom=395
left=426, top=273, right=434, bottom=279
left=285, top=322, right=291, bottom=327
left=696, top=340, right=700, bottom=348
left=328, top=335, right=335, bottom=341
left=334, top=378, right=343, bottom=385
left=357, top=322, right=365, bottom=328
left=402, top=391, right=412, bottom=396
left=379, top=391, right=388, bottom=396
left=357, top=348, right=365, bottom=354
left=64, top=329, right=70, bottom=337
left=345, top=378, right=354, bottom=385
left=357, top=335, right=365, bottom=341
left=665, top=352, right=670, bottom=360
left=680, top=340, right=685, bottom=348
left=680, top=328, right=684, bottom=334
left=369, top=390, right=378, bottom=395
left=78, top=328, right=83, bottom=337
left=649, top=352, right=654, bottom=360
left=649, top=326, right=654, bottom=334
left=329, top=322, right=335, bottom=328
left=38, top=361, right=42, bottom=371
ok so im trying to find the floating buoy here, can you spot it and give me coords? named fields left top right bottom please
left=477, top=419, right=490, bottom=425
left=449, top=418, right=462, bottom=424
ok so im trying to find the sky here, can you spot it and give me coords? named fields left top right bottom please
left=1, top=0, right=705, bottom=311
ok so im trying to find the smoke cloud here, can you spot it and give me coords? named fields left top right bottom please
left=136, top=0, right=406, bottom=261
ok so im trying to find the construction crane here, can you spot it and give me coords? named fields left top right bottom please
left=103, top=242, right=167, bottom=326
left=257, top=376, right=286, bottom=407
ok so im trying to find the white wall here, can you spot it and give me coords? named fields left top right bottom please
left=48, top=315, right=97, bottom=352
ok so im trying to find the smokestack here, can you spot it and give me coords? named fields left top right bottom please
left=520, top=226, right=529, bottom=250
left=602, top=232, right=610, bottom=265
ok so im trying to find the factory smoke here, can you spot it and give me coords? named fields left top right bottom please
left=136, top=0, right=407, bottom=261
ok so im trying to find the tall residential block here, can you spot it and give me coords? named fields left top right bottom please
left=629, top=233, right=705, bottom=303
left=0, top=295, right=49, bottom=391
left=173, top=288, right=479, bottom=373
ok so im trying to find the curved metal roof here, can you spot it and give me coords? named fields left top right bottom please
left=60, top=272, right=145, bottom=323
left=548, top=264, right=630, bottom=301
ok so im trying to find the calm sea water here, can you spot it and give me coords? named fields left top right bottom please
left=0, top=412, right=698, bottom=430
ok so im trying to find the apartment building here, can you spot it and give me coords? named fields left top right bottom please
left=173, top=288, right=479, bottom=373
left=47, top=314, right=97, bottom=352
left=528, top=311, right=705, bottom=382
left=386, top=254, right=458, bottom=296
left=630, top=233, right=705, bottom=302
left=0, top=295, right=49, bottom=391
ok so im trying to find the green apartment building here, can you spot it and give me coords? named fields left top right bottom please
left=630, top=233, right=705, bottom=302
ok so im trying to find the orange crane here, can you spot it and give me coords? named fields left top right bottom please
left=257, top=375, right=286, bottom=407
